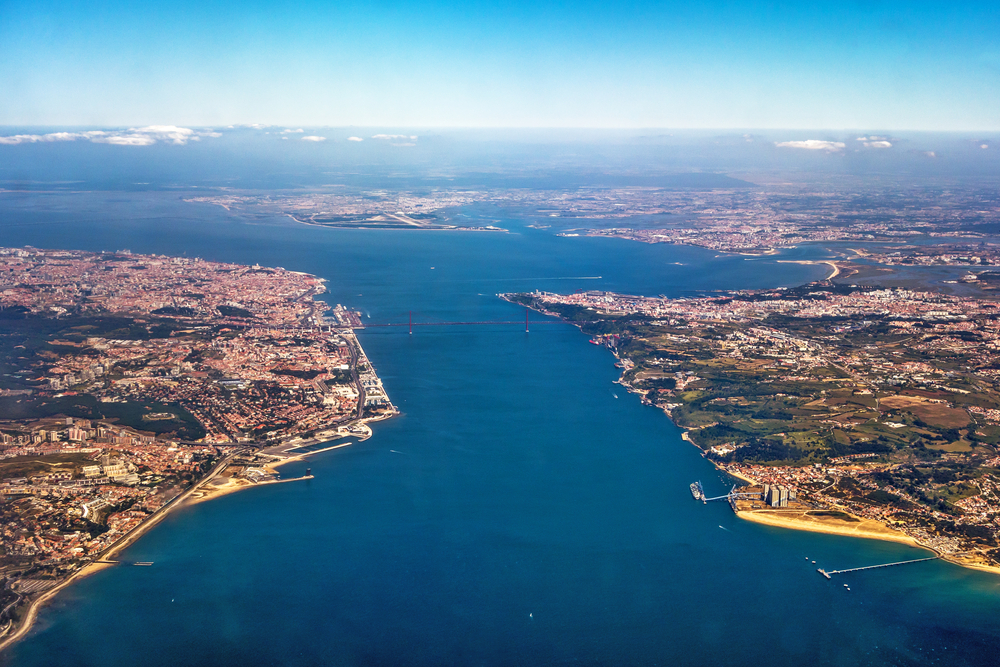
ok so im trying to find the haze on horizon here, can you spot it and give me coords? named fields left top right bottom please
left=2, top=0, right=999, bottom=131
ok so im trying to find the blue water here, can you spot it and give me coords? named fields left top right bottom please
left=3, top=192, right=1000, bottom=666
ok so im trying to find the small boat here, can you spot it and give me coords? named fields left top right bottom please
left=811, top=561, right=816, bottom=564
left=589, top=339, right=601, bottom=345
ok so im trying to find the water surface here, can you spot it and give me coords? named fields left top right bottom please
left=3, top=193, right=1000, bottom=666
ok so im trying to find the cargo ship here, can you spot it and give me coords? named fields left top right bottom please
left=690, top=481, right=704, bottom=501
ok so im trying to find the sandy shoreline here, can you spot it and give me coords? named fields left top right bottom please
left=737, top=509, right=923, bottom=548
left=738, top=509, right=1000, bottom=574
left=521, top=285, right=1000, bottom=580
left=775, top=259, right=840, bottom=280
left=0, top=451, right=235, bottom=653
left=628, top=339, right=1000, bottom=577
left=0, top=408, right=393, bottom=653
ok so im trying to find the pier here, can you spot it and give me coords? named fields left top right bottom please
left=700, top=484, right=762, bottom=507
left=818, top=555, right=939, bottom=579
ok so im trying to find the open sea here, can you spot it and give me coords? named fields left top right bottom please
left=3, top=192, right=1000, bottom=666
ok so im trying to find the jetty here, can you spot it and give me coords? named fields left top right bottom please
left=818, top=555, right=939, bottom=579
left=697, top=484, right=761, bottom=509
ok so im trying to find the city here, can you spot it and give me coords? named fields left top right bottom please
left=0, top=247, right=394, bottom=636
left=507, top=283, right=1000, bottom=571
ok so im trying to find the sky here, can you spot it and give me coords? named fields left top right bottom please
left=1, top=0, right=999, bottom=130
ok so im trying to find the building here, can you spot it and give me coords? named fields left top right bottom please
left=763, top=484, right=794, bottom=508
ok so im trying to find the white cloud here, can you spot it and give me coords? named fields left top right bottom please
left=301, top=135, right=326, bottom=142
left=863, top=140, right=892, bottom=148
left=132, top=125, right=196, bottom=144
left=923, top=151, right=937, bottom=158
left=281, top=128, right=305, bottom=134
left=0, top=134, right=55, bottom=144
left=95, top=135, right=158, bottom=146
left=775, top=140, right=845, bottom=152
left=347, top=136, right=363, bottom=142
left=0, top=126, right=221, bottom=147
left=371, top=133, right=418, bottom=146
left=982, top=144, right=990, bottom=149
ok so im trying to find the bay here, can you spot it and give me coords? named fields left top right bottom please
left=3, top=192, right=1000, bottom=666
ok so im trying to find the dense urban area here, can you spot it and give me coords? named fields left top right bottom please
left=188, top=182, right=1000, bottom=255
left=507, top=282, right=1000, bottom=570
left=0, top=247, right=393, bottom=638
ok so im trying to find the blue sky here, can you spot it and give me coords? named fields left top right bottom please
left=1, top=0, right=998, bottom=129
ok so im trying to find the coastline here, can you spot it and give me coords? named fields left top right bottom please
left=0, top=452, right=234, bottom=653
left=0, top=328, right=396, bottom=654
left=0, top=416, right=388, bottom=652
left=736, top=508, right=923, bottom=548
left=775, top=259, right=840, bottom=280
left=675, top=379, right=1000, bottom=576
left=509, top=295, right=1000, bottom=578
left=736, top=508, right=1000, bottom=575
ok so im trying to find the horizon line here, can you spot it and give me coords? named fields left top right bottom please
left=0, top=125, right=998, bottom=134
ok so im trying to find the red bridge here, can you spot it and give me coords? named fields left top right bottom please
left=357, top=309, right=545, bottom=334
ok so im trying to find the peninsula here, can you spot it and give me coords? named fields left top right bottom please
left=505, top=284, right=1000, bottom=572
left=0, top=247, right=395, bottom=649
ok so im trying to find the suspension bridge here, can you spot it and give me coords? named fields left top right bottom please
left=356, top=308, right=556, bottom=334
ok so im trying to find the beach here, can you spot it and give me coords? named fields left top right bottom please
left=776, top=259, right=841, bottom=280
left=737, top=508, right=922, bottom=547
left=0, top=453, right=234, bottom=653
left=0, top=410, right=390, bottom=652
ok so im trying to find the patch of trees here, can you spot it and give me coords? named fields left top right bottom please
left=0, top=305, right=29, bottom=319
left=272, top=368, right=324, bottom=380
left=724, top=437, right=806, bottom=464
left=152, top=306, right=197, bottom=317
left=938, top=521, right=997, bottom=545
left=827, top=436, right=893, bottom=458
left=637, top=377, right=676, bottom=391
left=217, top=305, right=255, bottom=319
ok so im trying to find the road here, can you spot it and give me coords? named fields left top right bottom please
left=347, top=334, right=366, bottom=420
